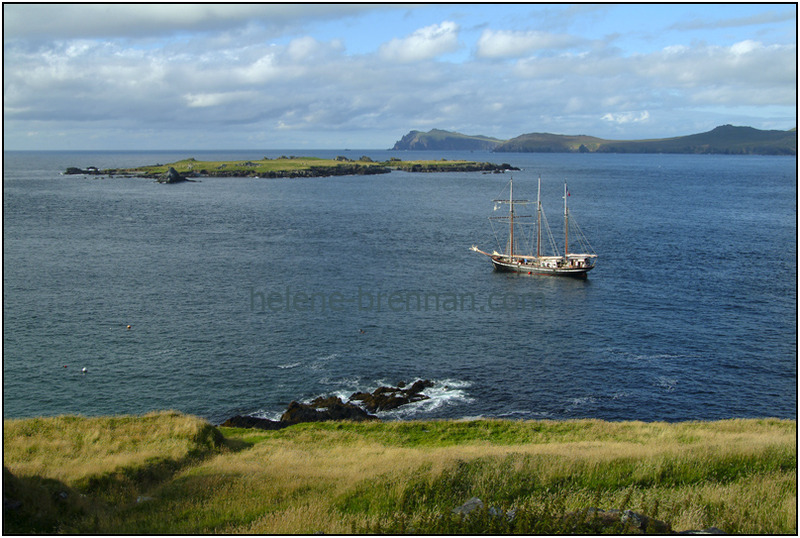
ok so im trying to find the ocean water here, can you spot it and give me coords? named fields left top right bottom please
left=3, top=150, right=796, bottom=423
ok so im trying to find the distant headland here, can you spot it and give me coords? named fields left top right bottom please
left=392, top=125, right=797, bottom=155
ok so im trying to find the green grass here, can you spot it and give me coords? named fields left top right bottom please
left=4, top=415, right=795, bottom=534
left=107, top=156, right=505, bottom=178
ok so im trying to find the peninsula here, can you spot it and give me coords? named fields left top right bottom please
left=392, top=125, right=797, bottom=155
left=64, top=156, right=518, bottom=181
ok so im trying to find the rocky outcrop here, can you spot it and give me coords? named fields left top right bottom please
left=280, top=398, right=379, bottom=424
left=219, top=415, right=288, bottom=430
left=220, top=380, right=434, bottom=429
left=158, top=167, right=187, bottom=183
left=349, top=379, right=434, bottom=412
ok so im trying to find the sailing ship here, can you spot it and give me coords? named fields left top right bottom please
left=471, top=176, right=597, bottom=277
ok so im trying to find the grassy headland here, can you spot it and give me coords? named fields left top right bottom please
left=65, top=156, right=516, bottom=179
left=3, top=413, right=795, bottom=534
left=392, top=125, right=797, bottom=155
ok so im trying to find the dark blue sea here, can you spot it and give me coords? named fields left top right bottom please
left=3, top=150, right=797, bottom=423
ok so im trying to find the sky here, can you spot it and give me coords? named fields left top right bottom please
left=3, top=3, right=797, bottom=150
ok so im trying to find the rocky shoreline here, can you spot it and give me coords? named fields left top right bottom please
left=220, top=380, right=434, bottom=430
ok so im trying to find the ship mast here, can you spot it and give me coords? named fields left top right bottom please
left=536, top=176, right=542, bottom=258
left=510, top=178, right=516, bottom=260
left=490, top=177, right=528, bottom=261
left=564, top=182, right=569, bottom=259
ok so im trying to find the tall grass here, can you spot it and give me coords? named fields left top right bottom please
left=3, top=416, right=795, bottom=534
left=3, top=411, right=223, bottom=533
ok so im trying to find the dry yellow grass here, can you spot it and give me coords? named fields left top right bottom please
left=3, top=415, right=794, bottom=534
left=3, top=410, right=219, bottom=484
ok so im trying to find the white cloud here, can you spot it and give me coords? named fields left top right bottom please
left=2, top=5, right=795, bottom=149
left=601, top=111, right=650, bottom=124
left=476, top=29, right=583, bottom=58
left=184, top=91, right=256, bottom=108
left=379, top=21, right=460, bottom=62
left=2, top=4, right=387, bottom=41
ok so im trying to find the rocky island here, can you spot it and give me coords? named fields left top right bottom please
left=64, top=156, right=518, bottom=180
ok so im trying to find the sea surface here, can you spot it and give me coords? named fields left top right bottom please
left=3, top=150, right=797, bottom=423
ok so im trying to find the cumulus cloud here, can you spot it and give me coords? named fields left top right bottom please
left=379, top=21, right=461, bottom=62
left=2, top=5, right=795, bottom=149
left=601, top=111, right=650, bottom=124
left=476, top=29, right=584, bottom=58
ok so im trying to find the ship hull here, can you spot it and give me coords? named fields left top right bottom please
left=490, top=256, right=594, bottom=277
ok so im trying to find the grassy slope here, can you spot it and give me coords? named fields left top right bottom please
left=3, top=414, right=796, bottom=534
left=393, top=129, right=506, bottom=150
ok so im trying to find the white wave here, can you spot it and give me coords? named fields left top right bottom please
left=497, top=409, right=553, bottom=419
left=568, top=396, right=597, bottom=408
left=247, top=378, right=475, bottom=423
left=655, top=376, right=678, bottom=392
left=310, top=353, right=339, bottom=370
left=248, top=409, right=283, bottom=421
left=277, top=362, right=302, bottom=369
left=377, top=378, right=475, bottom=419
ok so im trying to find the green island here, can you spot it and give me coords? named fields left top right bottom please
left=3, top=413, right=795, bottom=534
left=64, top=156, right=517, bottom=181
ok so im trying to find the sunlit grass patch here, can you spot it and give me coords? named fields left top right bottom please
left=3, top=416, right=795, bottom=534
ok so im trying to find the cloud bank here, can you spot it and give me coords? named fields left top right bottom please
left=3, top=4, right=795, bottom=149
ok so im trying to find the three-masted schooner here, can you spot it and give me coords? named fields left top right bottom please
left=471, top=176, right=597, bottom=277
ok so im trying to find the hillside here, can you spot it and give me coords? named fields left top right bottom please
left=493, top=132, right=607, bottom=153
left=392, top=125, right=796, bottom=155
left=3, top=413, right=796, bottom=534
left=392, top=129, right=506, bottom=151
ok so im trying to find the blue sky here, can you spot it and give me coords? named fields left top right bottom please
left=3, top=3, right=796, bottom=149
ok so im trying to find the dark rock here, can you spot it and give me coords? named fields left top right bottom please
left=280, top=399, right=378, bottom=424
left=347, top=380, right=434, bottom=412
left=310, top=396, right=342, bottom=408
left=219, top=415, right=287, bottom=430
left=452, top=497, right=484, bottom=515
left=564, top=508, right=670, bottom=534
left=223, top=379, right=432, bottom=430
left=677, top=528, right=726, bottom=535
left=406, top=379, right=434, bottom=396
left=159, top=167, right=187, bottom=183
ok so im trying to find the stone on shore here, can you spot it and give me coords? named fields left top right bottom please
left=158, top=167, right=187, bottom=183
left=219, top=415, right=288, bottom=430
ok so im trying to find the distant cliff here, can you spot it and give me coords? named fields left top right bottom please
left=392, top=125, right=796, bottom=155
left=392, top=129, right=505, bottom=151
